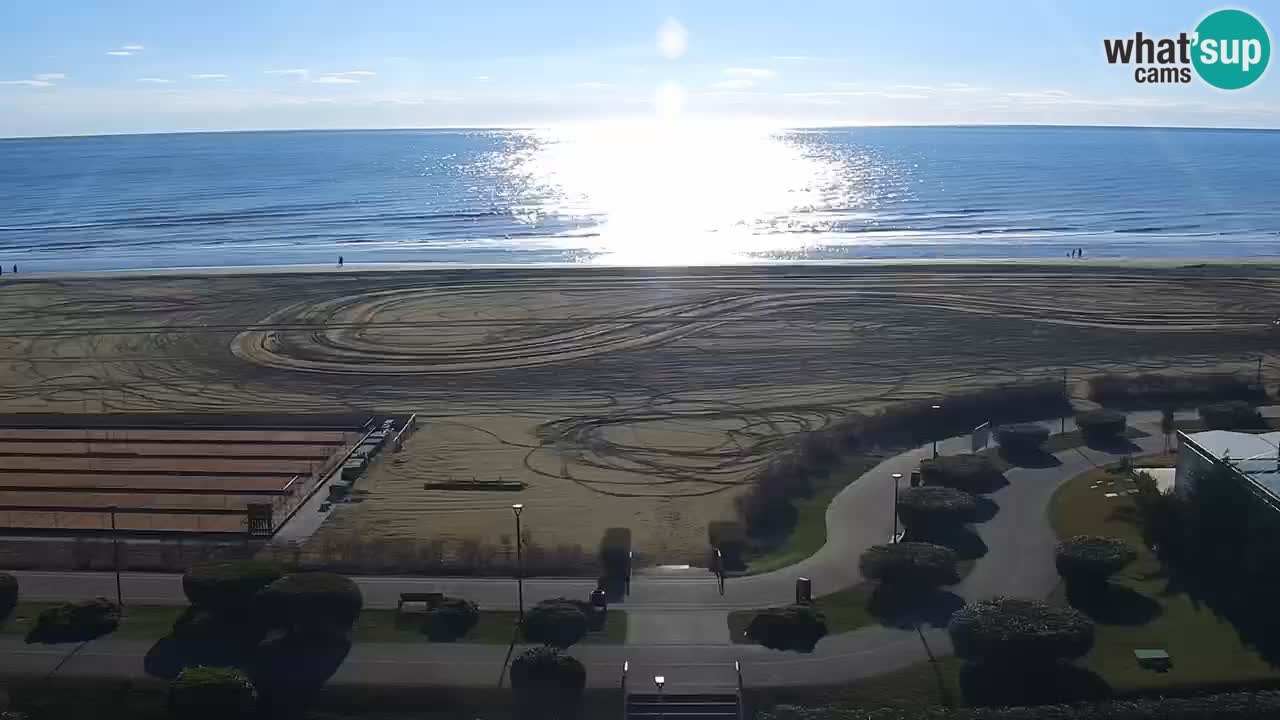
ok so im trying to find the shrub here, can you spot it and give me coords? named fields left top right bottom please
left=183, top=560, right=283, bottom=615
left=599, top=527, right=631, bottom=580
left=169, top=666, right=257, bottom=720
left=859, top=542, right=960, bottom=590
left=919, top=455, right=1003, bottom=493
left=1199, top=401, right=1266, bottom=431
left=949, top=597, right=1094, bottom=666
left=1055, top=536, right=1137, bottom=590
left=1090, top=371, right=1263, bottom=408
left=708, top=520, right=747, bottom=571
left=0, top=572, right=16, bottom=620
left=896, top=486, right=976, bottom=535
left=1074, top=410, right=1127, bottom=440
left=170, top=606, right=268, bottom=648
left=255, top=572, right=362, bottom=640
left=995, top=423, right=1049, bottom=453
left=522, top=598, right=588, bottom=648
left=744, top=604, right=828, bottom=653
left=509, top=646, right=586, bottom=720
left=423, top=597, right=479, bottom=641
left=25, top=597, right=120, bottom=644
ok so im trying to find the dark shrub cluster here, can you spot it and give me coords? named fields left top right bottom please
left=423, top=597, right=479, bottom=641
left=1090, top=371, right=1264, bottom=408
left=919, top=455, right=1003, bottom=493
left=255, top=571, right=363, bottom=641
left=1199, top=401, right=1266, bottom=431
left=522, top=598, right=589, bottom=648
left=744, top=604, right=828, bottom=653
left=896, top=486, right=976, bottom=535
left=1074, top=410, right=1126, bottom=440
left=26, top=597, right=119, bottom=643
left=859, top=542, right=960, bottom=590
left=995, top=423, right=1049, bottom=454
left=509, top=646, right=586, bottom=720
left=169, top=666, right=257, bottom=720
left=1054, top=536, right=1136, bottom=590
left=949, top=597, right=1094, bottom=666
left=182, top=560, right=283, bottom=615
left=0, top=572, right=16, bottom=620
left=598, top=527, right=631, bottom=580
left=708, top=520, right=747, bottom=570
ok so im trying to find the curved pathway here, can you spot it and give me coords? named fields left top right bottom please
left=6, top=407, right=1265, bottom=691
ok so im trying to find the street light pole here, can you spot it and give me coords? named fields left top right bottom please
left=110, top=505, right=122, bottom=608
left=512, top=503, right=524, bottom=622
left=891, top=473, right=902, bottom=542
left=930, top=405, right=941, bottom=458
left=654, top=676, right=666, bottom=720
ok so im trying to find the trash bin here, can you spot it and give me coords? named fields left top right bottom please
left=910, top=469, right=922, bottom=487
left=796, top=577, right=812, bottom=605
left=590, top=588, right=607, bottom=609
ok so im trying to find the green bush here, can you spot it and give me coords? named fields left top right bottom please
left=423, top=597, right=479, bottom=641
left=25, top=598, right=120, bottom=644
left=1090, top=371, right=1263, bottom=408
left=183, top=560, right=283, bottom=615
left=0, top=572, right=16, bottom=620
left=599, top=527, right=632, bottom=580
left=1074, top=410, right=1127, bottom=440
left=708, top=520, right=747, bottom=571
left=1055, top=535, right=1137, bottom=590
left=896, top=486, right=976, bottom=535
left=169, top=666, right=257, bottom=720
left=509, top=646, right=586, bottom=720
left=744, top=604, right=828, bottom=653
left=170, top=606, right=268, bottom=648
left=949, top=597, right=1094, bottom=666
left=255, top=572, right=362, bottom=640
left=859, top=542, right=960, bottom=590
left=919, top=455, right=1003, bottom=493
left=995, top=423, right=1049, bottom=453
left=1199, top=401, right=1266, bottom=431
left=522, top=598, right=589, bottom=648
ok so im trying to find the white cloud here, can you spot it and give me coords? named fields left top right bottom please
left=265, top=69, right=310, bottom=79
left=122, top=45, right=144, bottom=51
left=724, top=67, right=777, bottom=80
left=190, top=74, right=230, bottom=81
left=574, top=81, right=614, bottom=89
left=711, top=78, right=758, bottom=90
left=314, top=76, right=358, bottom=85
left=656, top=18, right=688, bottom=60
left=772, top=55, right=823, bottom=62
left=0, top=79, right=53, bottom=87
left=332, top=71, right=376, bottom=77
left=34, top=73, right=67, bottom=82
left=473, top=75, right=491, bottom=82
left=107, top=44, right=143, bottom=56
left=106, top=51, right=134, bottom=57
left=136, top=77, right=173, bottom=84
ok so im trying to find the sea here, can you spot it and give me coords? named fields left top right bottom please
left=1, top=125, right=1278, bottom=272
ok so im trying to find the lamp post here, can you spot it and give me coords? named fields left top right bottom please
left=512, top=503, right=524, bottom=622
left=654, top=675, right=666, bottom=719
left=891, top=473, right=902, bottom=542
left=110, top=505, right=122, bottom=608
left=931, top=405, right=941, bottom=457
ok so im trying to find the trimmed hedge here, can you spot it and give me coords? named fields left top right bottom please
left=25, top=597, right=120, bottom=644
left=169, top=666, right=257, bottom=720
left=919, top=455, right=1003, bottom=493
left=522, top=598, right=589, bottom=648
left=859, top=542, right=960, bottom=590
left=744, top=604, right=828, bottom=653
left=1199, top=401, right=1266, bottom=431
left=423, top=597, right=479, bottom=641
left=709, top=520, right=747, bottom=571
left=183, top=561, right=283, bottom=615
left=170, top=606, right=268, bottom=648
left=0, top=572, right=16, bottom=620
left=255, top=572, right=362, bottom=640
left=509, top=646, right=586, bottom=720
left=995, top=424, right=1049, bottom=453
left=1055, top=535, right=1137, bottom=589
left=949, top=597, right=1094, bottom=666
left=599, top=527, right=632, bottom=580
left=1090, top=371, right=1263, bottom=408
left=896, top=486, right=976, bottom=534
left=1074, top=410, right=1126, bottom=440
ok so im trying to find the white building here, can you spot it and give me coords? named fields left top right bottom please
left=1175, top=430, right=1280, bottom=505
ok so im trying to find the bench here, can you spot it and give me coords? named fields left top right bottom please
left=397, top=592, right=445, bottom=612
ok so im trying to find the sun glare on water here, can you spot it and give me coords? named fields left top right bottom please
left=510, top=119, right=861, bottom=265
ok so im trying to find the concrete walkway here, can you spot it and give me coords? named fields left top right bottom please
left=1, top=407, right=1248, bottom=689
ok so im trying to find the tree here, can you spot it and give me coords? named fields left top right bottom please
left=599, top=527, right=632, bottom=581
left=859, top=542, right=960, bottom=590
left=0, top=572, right=17, bottom=620
left=522, top=599, right=589, bottom=648
left=896, top=486, right=976, bottom=536
left=1054, top=536, right=1137, bottom=593
left=183, top=561, right=283, bottom=615
left=949, top=597, right=1094, bottom=666
left=1074, top=410, right=1127, bottom=441
left=919, top=455, right=1004, bottom=493
left=26, top=597, right=120, bottom=644
left=255, top=572, right=363, bottom=641
left=169, top=666, right=257, bottom=720
left=423, top=597, right=479, bottom=641
left=995, top=423, right=1050, bottom=454
left=510, top=646, right=586, bottom=720
left=743, top=605, right=828, bottom=653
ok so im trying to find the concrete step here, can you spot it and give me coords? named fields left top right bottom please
left=626, top=693, right=739, bottom=720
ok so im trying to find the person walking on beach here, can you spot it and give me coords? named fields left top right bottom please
left=338, top=255, right=344, bottom=267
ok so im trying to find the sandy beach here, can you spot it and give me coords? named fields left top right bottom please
left=2, top=263, right=1278, bottom=563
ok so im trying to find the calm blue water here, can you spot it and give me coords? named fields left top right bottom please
left=1, top=126, right=1278, bottom=271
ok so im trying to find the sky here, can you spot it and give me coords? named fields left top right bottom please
left=1, top=0, right=1277, bottom=136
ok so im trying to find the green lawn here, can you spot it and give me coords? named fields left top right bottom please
left=727, top=584, right=875, bottom=644
left=353, top=608, right=627, bottom=645
left=0, top=603, right=184, bottom=641
left=747, top=657, right=962, bottom=717
left=1049, top=457, right=1280, bottom=693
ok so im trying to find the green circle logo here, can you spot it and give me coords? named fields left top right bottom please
left=1193, top=9, right=1270, bottom=89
